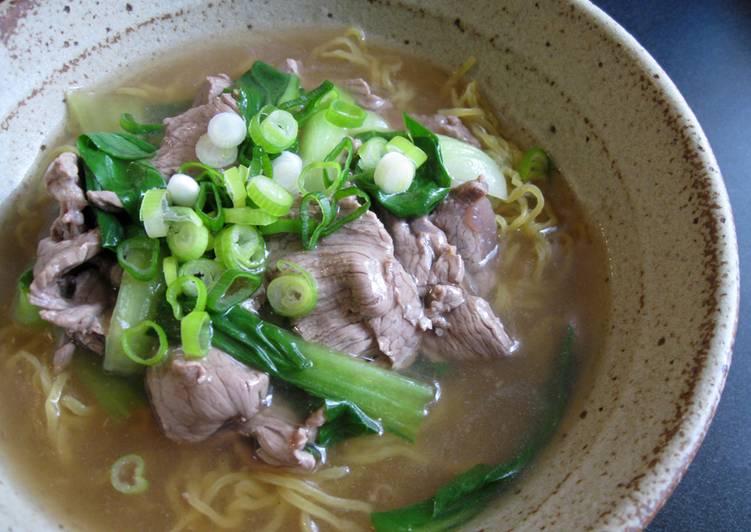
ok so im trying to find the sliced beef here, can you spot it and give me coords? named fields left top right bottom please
left=192, top=73, right=233, bottom=106
left=430, top=179, right=499, bottom=273
left=268, top=209, right=427, bottom=369
left=146, top=348, right=269, bottom=443
left=152, top=75, right=239, bottom=177
left=86, top=190, right=123, bottom=212
left=422, top=292, right=514, bottom=360
left=240, top=403, right=323, bottom=471
left=413, top=114, right=481, bottom=148
left=281, top=58, right=302, bottom=76
left=343, top=78, right=391, bottom=111
left=44, top=152, right=88, bottom=240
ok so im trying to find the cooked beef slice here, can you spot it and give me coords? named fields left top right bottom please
left=44, top=152, right=88, bottom=240
left=146, top=348, right=269, bottom=443
left=430, top=179, right=499, bottom=273
left=281, top=58, right=302, bottom=76
left=240, top=402, right=323, bottom=471
left=343, top=78, right=391, bottom=111
left=152, top=75, right=239, bottom=177
left=85, top=190, right=123, bottom=212
left=191, top=73, right=233, bottom=106
left=413, top=114, right=481, bottom=148
left=267, top=210, right=427, bottom=369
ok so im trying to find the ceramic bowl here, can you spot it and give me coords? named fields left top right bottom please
left=0, top=0, right=739, bottom=530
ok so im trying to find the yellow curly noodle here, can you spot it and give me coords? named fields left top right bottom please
left=166, top=448, right=372, bottom=532
left=2, top=324, right=93, bottom=465
left=312, top=27, right=416, bottom=109
left=440, top=60, right=561, bottom=278
left=334, top=433, right=428, bottom=466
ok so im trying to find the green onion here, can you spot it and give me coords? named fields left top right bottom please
left=387, top=135, right=428, bottom=168
left=325, top=99, right=367, bottom=128
left=222, top=165, right=249, bottom=207
left=299, top=109, right=347, bottom=165
left=139, top=188, right=170, bottom=238
left=181, top=310, right=212, bottom=358
left=206, top=269, right=262, bottom=313
left=298, top=161, right=341, bottom=196
left=279, top=80, right=335, bottom=125
left=224, top=207, right=278, bottom=226
left=166, top=211, right=209, bottom=262
left=13, top=269, right=42, bottom=327
left=259, top=218, right=302, bottom=236
left=249, top=105, right=298, bottom=154
left=357, top=137, right=388, bottom=173
left=214, top=224, right=267, bottom=272
left=193, top=181, right=225, bottom=232
left=178, top=259, right=225, bottom=290
left=267, top=260, right=318, bottom=318
left=177, top=161, right=223, bottom=186
left=116, top=236, right=160, bottom=282
left=166, top=275, right=207, bottom=320
left=248, top=145, right=274, bottom=179
left=323, top=186, right=371, bottom=237
left=246, top=175, right=294, bottom=216
left=518, top=147, right=551, bottom=182
left=299, top=192, right=335, bottom=250
left=162, top=256, right=179, bottom=286
left=110, top=454, right=149, bottom=495
left=121, top=320, right=168, bottom=366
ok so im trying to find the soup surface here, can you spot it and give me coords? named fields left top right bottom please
left=0, top=29, right=610, bottom=531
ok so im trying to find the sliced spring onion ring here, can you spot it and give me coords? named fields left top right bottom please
left=518, top=147, right=551, bottom=182
left=214, top=224, right=267, bottom=272
left=299, top=192, right=335, bottom=250
left=139, top=188, right=170, bottom=238
left=206, top=269, right=263, bottom=313
left=166, top=211, right=210, bottom=262
left=177, top=161, right=224, bottom=186
left=357, top=137, right=388, bottom=172
left=323, top=186, right=372, bottom=237
left=181, top=310, right=212, bottom=359
left=248, top=145, right=274, bottom=180
left=246, top=175, right=294, bottom=216
left=224, top=207, right=278, bottom=226
left=178, top=259, right=226, bottom=291
left=110, top=454, right=149, bottom=495
left=121, top=320, right=168, bottom=367
left=387, top=135, right=428, bottom=168
left=249, top=105, right=298, bottom=154
left=193, top=181, right=225, bottom=232
left=267, top=260, right=318, bottom=318
left=259, top=218, right=302, bottom=236
left=162, top=256, right=179, bottom=286
left=222, top=165, right=249, bottom=207
left=116, top=236, right=160, bottom=281
left=166, top=275, right=207, bottom=320
left=325, top=99, right=367, bottom=128
left=164, top=206, right=203, bottom=225
left=298, top=161, right=341, bottom=196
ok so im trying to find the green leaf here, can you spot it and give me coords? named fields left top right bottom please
left=82, top=165, right=125, bottom=250
left=120, top=113, right=165, bottom=135
left=316, top=399, right=383, bottom=447
left=81, top=132, right=156, bottom=160
left=233, top=61, right=300, bottom=121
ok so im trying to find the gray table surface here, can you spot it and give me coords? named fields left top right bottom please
left=592, top=1, right=751, bottom=530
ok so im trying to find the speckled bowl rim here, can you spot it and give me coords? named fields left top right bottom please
left=0, top=1, right=741, bottom=530
left=579, top=2, right=739, bottom=526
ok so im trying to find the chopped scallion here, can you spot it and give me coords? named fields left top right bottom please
left=214, top=224, right=267, bottom=273
left=166, top=211, right=210, bottom=262
left=181, top=310, right=212, bottom=359
left=206, top=269, right=263, bottom=313
left=518, top=147, right=551, bottom=182
left=110, top=454, right=149, bottom=495
left=121, top=320, right=168, bottom=367
left=222, top=165, right=249, bottom=207
left=166, top=275, right=208, bottom=320
left=193, top=181, right=225, bottom=232
left=246, top=175, right=294, bottom=216
left=224, top=207, right=278, bottom=226
left=139, top=188, right=170, bottom=238
left=387, top=135, right=428, bottom=168
left=267, top=260, right=318, bottom=318
left=116, top=236, right=160, bottom=282
left=325, top=99, right=367, bottom=128
left=249, top=105, right=298, bottom=154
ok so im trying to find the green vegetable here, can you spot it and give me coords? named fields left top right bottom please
left=80, top=132, right=156, bottom=160
left=222, top=165, right=249, bottom=207
left=347, top=111, right=391, bottom=135
left=139, top=188, right=170, bottom=238
left=178, top=258, right=226, bottom=290
left=316, top=399, right=383, bottom=448
left=104, top=270, right=166, bottom=375
left=387, top=135, right=427, bottom=168
left=71, top=349, right=147, bottom=422
left=518, top=147, right=551, bottom=182
left=437, top=134, right=507, bottom=199
left=299, top=192, right=335, bottom=250
left=322, top=187, right=371, bottom=237
left=166, top=275, right=207, bottom=320
left=121, top=320, right=168, bottom=367
left=119, top=113, right=165, bottom=135
left=212, top=306, right=435, bottom=441
left=213, top=224, right=266, bottom=272
left=299, top=109, right=347, bottom=165
left=357, top=137, right=388, bottom=173
left=249, top=106, right=298, bottom=154
left=181, top=310, right=212, bottom=358
left=166, top=213, right=210, bottom=262
left=193, top=181, right=225, bottom=232
left=82, top=165, right=125, bottom=250
left=116, top=236, right=160, bottom=281
left=279, top=79, right=336, bottom=125
left=12, top=269, right=42, bottom=327
left=355, top=115, right=451, bottom=218
left=370, top=326, right=576, bottom=531
left=298, top=161, right=341, bottom=196
left=325, top=99, right=366, bottom=128
left=177, top=161, right=224, bottom=186
left=206, top=269, right=262, bottom=313
left=267, top=260, right=318, bottom=318
left=246, top=145, right=274, bottom=178
left=223, top=207, right=278, bottom=226
left=110, top=454, right=149, bottom=495
left=246, top=175, right=294, bottom=216
left=232, top=61, right=301, bottom=122
left=162, top=256, right=179, bottom=286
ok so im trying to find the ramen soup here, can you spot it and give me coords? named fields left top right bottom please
left=0, top=28, right=609, bottom=532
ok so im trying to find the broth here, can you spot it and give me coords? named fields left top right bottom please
left=0, top=30, right=610, bottom=531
